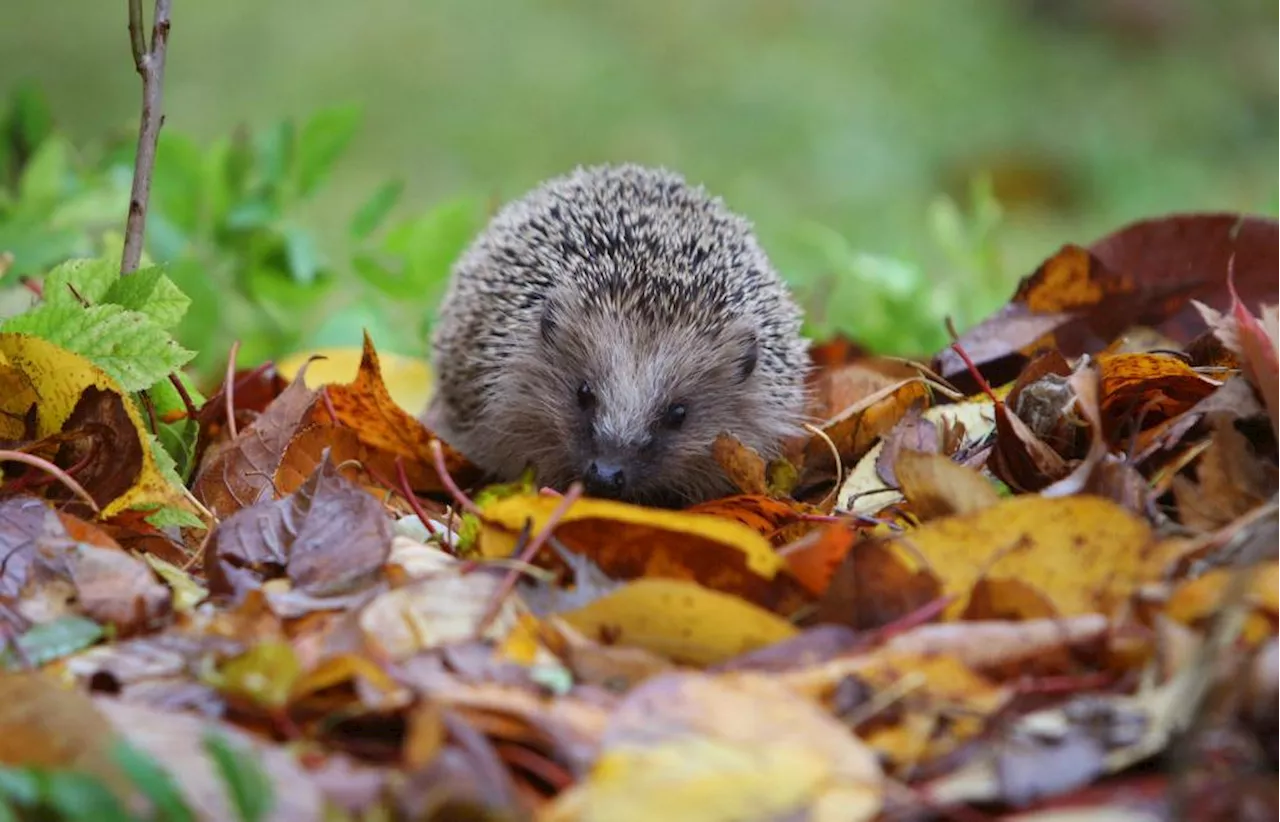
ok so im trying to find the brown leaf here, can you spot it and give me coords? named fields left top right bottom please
left=875, top=404, right=940, bottom=487
left=801, top=378, right=932, bottom=488
left=893, top=450, right=1001, bottom=521
left=194, top=372, right=320, bottom=519
left=311, top=333, right=480, bottom=494
left=1172, top=413, right=1277, bottom=532
left=0, top=672, right=129, bottom=798
left=710, top=433, right=769, bottom=496
left=814, top=538, right=944, bottom=629
left=936, top=213, right=1279, bottom=385
left=51, top=386, right=145, bottom=514
left=204, top=453, right=391, bottom=600
left=0, top=496, right=169, bottom=634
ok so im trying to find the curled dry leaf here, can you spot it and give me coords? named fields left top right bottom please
left=837, top=399, right=996, bottom=517
left=893, top=449, right=1002, bottom=521
left=478, top=493, right=812, bottom=617
left=0, top=334, right=196, bottom=519
left=801, top=377, right=933, bottom=489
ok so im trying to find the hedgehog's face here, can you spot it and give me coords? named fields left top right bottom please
left=534, top=302, right=759, bottom=506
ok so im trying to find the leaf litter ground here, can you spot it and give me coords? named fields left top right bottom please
left=0, top=212, right=1276, bottom=822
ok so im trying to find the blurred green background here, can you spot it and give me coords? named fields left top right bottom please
left=0, top=0, right=1275, bottom=377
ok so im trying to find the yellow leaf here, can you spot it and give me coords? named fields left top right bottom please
left=543, top=672, right=881, bottom=822
left=0, top=333, right=196, bottom=519
left=1162, top=561, right=1278, bottom=646
left=277, top=345, right=434, bottom=416
left=884, top=494, right=1155, bottom=619
left=560, top=578, right=798, bottom=666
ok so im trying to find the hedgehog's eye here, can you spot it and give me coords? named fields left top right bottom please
left=661, top=403, right=687, bottom=430
left=576, top=381, right=596, bottom=411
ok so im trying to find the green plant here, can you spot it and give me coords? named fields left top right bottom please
left=0, top=87, right=482, bottom=383
left=0, top=735, right=273, bottom=822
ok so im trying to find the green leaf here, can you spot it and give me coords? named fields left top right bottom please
left=17, top=133, right=69, bottom=209
left=254, top=120, right=294, bottom=192
left=202, top=733, right=274, bottom=822
left=153, top=132, right=208, bottom=235
left=1, top=615, right=103, bottom=670
left=368, top=197, right=481, bottom=299
left=154, top=417, right=199, bottom=484
left=9, top=82, right=54, bottom=153
left=0, top=303, right=194, bottom=391
left=0, top=767, right=40, bottom=806
left=282, top=226, right=321, bottom=285
left=37, top=770, right=133, bottom=822
left=293, top=105, right=361, bottom=197
left=349, top=180, right=404, bottom=240
left=143, top=505, right=205, bottom=531
left=147, top=431, right=189, bottom=492
left=146, top=370, right=206, bottom=417
left=102, top=266, right=191, bottom=329
left=110, top=740, right=195, bottom=822
left=41, top=256, right=118, bottom=308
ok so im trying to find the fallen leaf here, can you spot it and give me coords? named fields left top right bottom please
left=204, top=454, right=391, bottom=600
left=544, top=672, right=883, bottom=822
left=893, top=450, right=1002, bottom=521
left=478, top=493, right=812, bottom=617
left=558, top=578, right=799, bottom=666
left=278, top=345, right=434, bottom=417
left=0, top=334, right=195, bottom=519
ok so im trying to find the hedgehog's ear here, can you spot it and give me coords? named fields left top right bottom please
left=733, top=331, right=759, bottom=383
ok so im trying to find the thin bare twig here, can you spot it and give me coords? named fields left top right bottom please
left=224, top=339, right=240, bottom=440
left=121, top=0, right=173, bottom=275
left=0, top=450, right=100, bottom=513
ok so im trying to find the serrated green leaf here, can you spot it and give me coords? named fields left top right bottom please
left=147, top=431, right=188, bottom=492
left=155, top=417, right=198, bottom=483
left=102, top=266, right=190, bottom=329
left=0, top=303, right=194, bottom=391
left=111, top=740, right=195, bottom=822
left=202, top=733, right=274, bottom=822
left=42, top=257, right=118, bottom=308
left=349, top=180, right=404, bottom=240
left=2, top=615, right=103, bottom=670
left=142, top=505, right=206, bottom=531
left=294, top=105, right=360, bottom=197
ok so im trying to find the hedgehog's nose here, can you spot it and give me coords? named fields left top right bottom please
left=584, top=460, right=626, bottom=498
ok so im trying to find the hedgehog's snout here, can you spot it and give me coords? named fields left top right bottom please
left=583, top=459, right=627, bottom=499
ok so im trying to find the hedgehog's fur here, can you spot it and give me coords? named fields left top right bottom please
left=426, top=164, right=810, bottom=506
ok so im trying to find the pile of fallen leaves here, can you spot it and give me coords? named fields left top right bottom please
left=0, top=213, right=1275, bottom=822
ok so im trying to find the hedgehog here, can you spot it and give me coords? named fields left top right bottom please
left=425, top=164, right=810, bottom=506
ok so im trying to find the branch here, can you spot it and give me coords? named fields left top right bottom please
left=120, top=0, right=173, bottom=275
